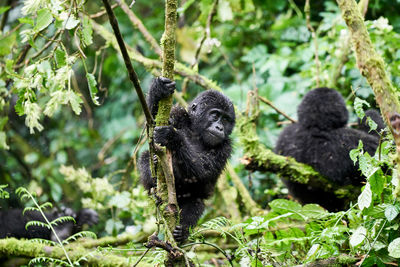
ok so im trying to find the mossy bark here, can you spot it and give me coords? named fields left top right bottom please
left=0, top=238, right=133, bottom=267
left=336, top=0, right=400, bottom=196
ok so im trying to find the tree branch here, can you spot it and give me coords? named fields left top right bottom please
left=91, top=20, right=222, bottom=91
left=336, top=0, right=400, bottom=193
left=305, top=0, right=321, bottom=87
left=153, top=0, right=180, bottom=253
left=119, top=0, right=163, bottom=57
left=0, top=238, right=132, bottom=267
left=102, top=0, right=153, bottom=126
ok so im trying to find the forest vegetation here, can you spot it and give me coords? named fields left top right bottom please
left=1, top=0, right=400, bottom=266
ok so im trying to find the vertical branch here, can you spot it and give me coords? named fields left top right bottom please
left=305, top=0, right=321, bottom=87
left=336, top=0, right=400, bottom=194
left=330, top=0, right=369, bottom=88
left=154, top=0, right=179, bottom=241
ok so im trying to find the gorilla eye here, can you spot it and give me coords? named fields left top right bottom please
left=210, top=111, right=220, bottom=121
left=210, top=114, right=218, bottom=121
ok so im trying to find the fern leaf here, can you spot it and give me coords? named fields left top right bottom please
left=51, top=216, right=75, bottom=226
left=39, top=202, right=53, bottom=210
left=29, top=257, right=70, bottom=266
left=63, top=231, right=97, bottom=244
left=29, top=238, right=57, bottom=246
left=26, top=220, right=50, bottom=230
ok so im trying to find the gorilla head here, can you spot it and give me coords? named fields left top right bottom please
left=298, top=87, right=349, bottom=130
left=188, top=90, right=235, bottom=146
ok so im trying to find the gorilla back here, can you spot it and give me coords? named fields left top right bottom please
left=139, top=77, right=235, bottom=242
left=275, top=88, right=384, bottom=211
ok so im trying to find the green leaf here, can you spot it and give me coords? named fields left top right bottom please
left=349, top=226, right=367, bottom=247
left=109, top=192, right=131, bottom=209
left=349, top=140, right=363, bottom=165
left=385, top=205, right=400, bottom=222
left=0, top=33, right=16, bottom=57
left=0, top=131, right=9, bottom=150
left=305, top=244, right=320, bottom=261
left=18, top=17, right=35, bottom=25
left=60, top=13, right=79, bottom=30
left=0, top=6, right=11, bottom=15
left=269, top=199, right=304, bottom=220
left=86, top=73, right=100, bottom=105
left=66, top=91, right=83, bottom=115
left=34, top=8, right=53, bottom=32
left=81, top=17, right=93, bottom=46
left=218, top=0, right=233, bottom=21
left=354, top=97, right=370, bottom=119
left=358, top=183, right=372, bottom=210
left=369, top=168, right=384, bottom=195
left=0, top=117, right=8, bottom=130
left=388, top=237, right=400, bottom=258
left=54, top=48, right=66, bottom=67
left=301, top=204, right=328, bottom=219
left=367, top=117, right=378, bottom=131
left=21, top=0, right=43, bottom=15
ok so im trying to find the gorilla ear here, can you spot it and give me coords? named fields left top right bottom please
left=191, top=102, right=197, bottom=111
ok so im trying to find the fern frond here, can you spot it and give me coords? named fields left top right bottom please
left=26, top=220, right=50, bottom=230
left=39, top=202, right=53, bottom=210
left=22, top=206, right=39, bottom=215
left=190, top=217, right=231, bottom=240
left=29, top=256, right=70, bottom=266
left=63, top=231, right=97, bottom=244
left=74, top=252, right=94, bottom=264
left=16, top=187, right=33, bottom=201
left=29, top=238, right=57, bottom=246
left=51, top=216, right=75, bottom=226
left=199, top=216, right=230, bottom=230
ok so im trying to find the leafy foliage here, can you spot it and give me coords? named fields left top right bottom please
left=1, top=0, right=400, bottom=266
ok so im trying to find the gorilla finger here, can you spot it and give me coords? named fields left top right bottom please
left=165, top=82, right=176, bottom=89
left=158, top=76, right=172, bottom=83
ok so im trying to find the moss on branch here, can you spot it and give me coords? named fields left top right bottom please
left=336, top=0, right=400, bottom=149
left=0, top=237, right=133, bottom=267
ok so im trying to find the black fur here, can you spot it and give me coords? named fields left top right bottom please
left=139, top=77, right=235, bottom=242
left=275, top=88, right=385, bottom=211
left=0, top=208, right=98, bottom=241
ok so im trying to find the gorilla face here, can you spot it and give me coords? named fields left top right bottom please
left=189, top=90, right=235, bottom=147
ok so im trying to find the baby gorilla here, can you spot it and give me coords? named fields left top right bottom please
left=0, top=208, right=98, bottom=241
left=139, top=77, right=235, bottom=242
left=275, top=88, right=385, bottom=211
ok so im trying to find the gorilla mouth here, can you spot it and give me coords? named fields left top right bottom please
left=204, top=130, right=224, bottom=146
left=207, top=130, right=224, bottom=139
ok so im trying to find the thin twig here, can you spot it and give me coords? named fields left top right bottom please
left=119, top=0, right=162, bottom=57
left=133, top=247, right=151, bottom=267
left=90, top=3, right=118, bottom=18
left=182, top=0, right=219, bottom=93
left=102, top=0, right=153, bottom=125
left=258, top=96, right=297, bottom=123
left=0, top=0, right=13, bottom=32
left=181, top=241, right=233, bottom=267
left=305, top=0, right=321, bottom=87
